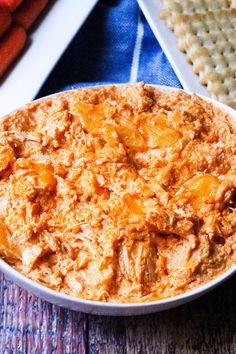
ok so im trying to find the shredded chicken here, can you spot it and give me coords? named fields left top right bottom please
left=0, top=84, right=235, bottom=302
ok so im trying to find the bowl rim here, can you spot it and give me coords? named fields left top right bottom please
left=0, top=83, right=235, bottom=310
left=0, top=256, right=235, bottom=309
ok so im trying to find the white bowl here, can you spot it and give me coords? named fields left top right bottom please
left=0, top=84, right=235, bottom=316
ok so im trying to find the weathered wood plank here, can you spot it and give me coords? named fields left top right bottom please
left=0, top=272, right=87, bottom=354
left=87, top=315, right=126, bottom=354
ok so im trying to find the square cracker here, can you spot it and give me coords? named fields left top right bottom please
left=170, top=9, right=236, bottom=107
left=160, top=0, right=232, bottom=29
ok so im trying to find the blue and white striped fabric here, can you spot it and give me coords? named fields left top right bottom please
left=38, top=0, right=182, bottom=97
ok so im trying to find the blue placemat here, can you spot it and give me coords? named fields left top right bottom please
left=38, top=0, right=181, bottom=98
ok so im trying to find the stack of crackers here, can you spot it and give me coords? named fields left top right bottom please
left=0, top=0, right=49, bottom=79
left=160, top=0, right=236, bottom=108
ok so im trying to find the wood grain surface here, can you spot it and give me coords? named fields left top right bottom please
left=0, top=272, right=235, bottom=354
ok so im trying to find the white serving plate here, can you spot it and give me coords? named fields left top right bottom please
left=137, top=0, right=210, bottom=97
left=0, top=0, right=98, bottom=117
left=0, top=84, right=235, bottom=316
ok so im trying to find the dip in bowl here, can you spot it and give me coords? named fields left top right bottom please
left=0, top=83, right=235, bottom=315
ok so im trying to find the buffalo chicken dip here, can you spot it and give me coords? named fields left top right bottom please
left=0, top=84, right=235, bottom=302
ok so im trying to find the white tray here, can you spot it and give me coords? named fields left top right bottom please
left=137, top=0, right=210, bottom=97
left=0, top=0, right=98, bottom=117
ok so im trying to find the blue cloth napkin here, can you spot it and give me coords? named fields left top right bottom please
left=38, top=0, right=181, bottom=97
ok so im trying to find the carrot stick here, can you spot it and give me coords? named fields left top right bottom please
left=0, top=0, right=22, bottom=12
left=0, top=6, right=11, bottom=37
left=0, top=24, right=26, bottom=77
left=13, top=0, right=49, bottom=30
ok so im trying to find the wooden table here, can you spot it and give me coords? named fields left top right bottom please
left=0, top=272, right=235, bottom=353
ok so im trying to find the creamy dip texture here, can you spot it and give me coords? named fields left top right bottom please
left=0, top=84, right=235, bottom=302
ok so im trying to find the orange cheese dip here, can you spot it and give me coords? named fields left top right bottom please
left=0, top=84, right=235, bottom=302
